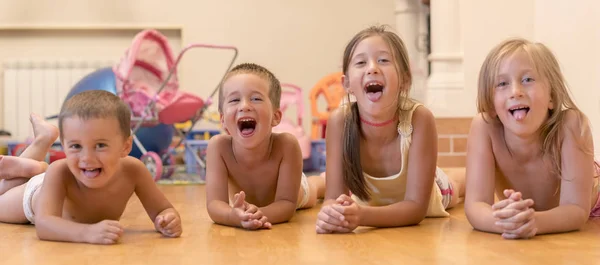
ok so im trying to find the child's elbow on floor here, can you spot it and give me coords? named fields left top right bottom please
left=408, top=213, right=427, bottom=226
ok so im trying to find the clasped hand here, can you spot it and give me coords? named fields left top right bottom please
left=492, top=189, right=537, bottom=239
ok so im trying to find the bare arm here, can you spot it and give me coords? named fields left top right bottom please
left=534, top=111, right=594, bottom=234
left=322, top=107, right=350, bottom=206
left=464, top=114, right=503, bottom=233
left=358, top=106, right=438, bottom=227
left=34, top=161, right=91, bottom=243
left=259, top=133, right=302, bottom=224
left=131, top=157, right=180, bottom=235
left=315, top=107, right=354, bottom=233
left=205, top=135, right=243, bottom=227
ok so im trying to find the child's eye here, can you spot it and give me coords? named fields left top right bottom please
left=251, top=97, right=262, bottom=101
left=96, top=143, right=108, bottom=149
left=69, top=144, right=81, bottom=149
left=378, top=58, right=390, bottom=63
left=228, top=98, right=240, bottom=103
left=522, top=77, right=535, bottom=83
left=496, top=81, right=508, bottom=88
left=355, top=61, right=365, bottom=66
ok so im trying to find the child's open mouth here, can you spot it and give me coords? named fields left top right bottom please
left=237, top=118, right=257, bottom=137
left=82, top=168, right=102, bottom=179
left=508, top=105, right=530, bottom=121
left=364, top=81, right=384, bottom=102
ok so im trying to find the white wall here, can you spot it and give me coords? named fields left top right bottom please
left=0, top=0, right=396, bottom=132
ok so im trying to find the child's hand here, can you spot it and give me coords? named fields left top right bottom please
left=332, top=194, right=361, bottom=231
left=243, top=203, right=272, bottom=229
left=492, top=189, right=522, bottom=207
left=498, top=210, right=537, bottom=239
left=315, top=194, right=359, bottom=234
left=85, top=220, right=124, bottom=245
left=232, top=191, right=271, bottom=230
left=492, top=189, right=532, bottom=216
left=316, top=204, right=351, bottom=234
left=154, top=210, right=182, bottom=238
left=492, top=189, right=537, bottom=239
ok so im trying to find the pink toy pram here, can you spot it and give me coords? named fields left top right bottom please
left=113, top=29, right=238, bottom=181
left=272, top=83, right=311, bottom=159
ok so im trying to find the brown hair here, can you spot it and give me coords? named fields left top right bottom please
left=477, top=38, right=591, bottom=176
left=341, top=25, right=413, bottom=200
left=58, top=90, right=131, bottom=141
left=218, top=63, right=281, bottom=113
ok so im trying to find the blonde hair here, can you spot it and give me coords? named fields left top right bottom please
left=477, top=38, right=591, bottom=176
left=341, top=25, right=414, bottom=200
left=218, top=63, right=281, bottom=113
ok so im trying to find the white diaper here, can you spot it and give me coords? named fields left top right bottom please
left=297, top=173, right=310, bottom=209
left=23, top=173, right=45, bottom=224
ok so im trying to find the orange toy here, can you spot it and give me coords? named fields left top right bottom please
left=309, top=72, right=345, bottom=139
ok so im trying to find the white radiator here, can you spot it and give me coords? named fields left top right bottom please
left=2, top=59, right=114, bottom=141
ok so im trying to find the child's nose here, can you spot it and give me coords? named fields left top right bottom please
left=510, top=83, right=525, bottom=98
left=79, top=148, right=96, bottom=163
left=238, top=98, right=252, bottom=112
left=367, top=60, right=380, bottom=75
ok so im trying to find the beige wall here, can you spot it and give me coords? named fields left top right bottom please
left=534, top=0, right=600, bottom=153
left=0, top=0, right=395, bottom=132
left=461, top=0, right=600, bottom=153
left=460, top=0, right=535, bottom=117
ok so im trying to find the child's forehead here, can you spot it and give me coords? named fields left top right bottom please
left=353, top=36, right=392, bottom=54
left=223, top=73, right=270, bottom=95
left=61, top=116, right=122, bottom=135
left=63, top=115, right=119, bottom=125
left=500, top=49, right=536, bottom=68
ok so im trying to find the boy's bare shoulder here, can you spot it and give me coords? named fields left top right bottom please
left=121, top=156, right=147, bottom=171
left=207, top=133, right=232, bottom=152
left=271, top=132, right=301, bottom=150
left=119, top=156, right=154, bottom=181
left=45, top=159, right=75, bottom=183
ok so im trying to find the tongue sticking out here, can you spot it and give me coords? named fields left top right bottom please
left=365, top=83, right=384, bottom=102
left=366, top=91, right=382, bottom=102
left=83, top=169, right=100, bottom=178
left=513, top=109, right=527, bottom=121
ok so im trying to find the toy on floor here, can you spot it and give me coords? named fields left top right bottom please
left=272, top=83, right=311, bottom=159
left=113, top=29, right=238, bottom=181
left=309, top=72, right=345, bottom=139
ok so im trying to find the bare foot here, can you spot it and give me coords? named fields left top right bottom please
left=0, top=155, right=47, bottom=179
left=30, top=113, right=59, bottom=143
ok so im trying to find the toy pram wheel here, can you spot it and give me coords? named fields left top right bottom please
left=141, top=152, right=163, bottom=182
left=160, top=152, right=177, bottom=179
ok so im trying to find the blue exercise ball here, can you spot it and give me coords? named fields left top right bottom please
left=65, top=67, right=174, bottom=159
left=65, top=67, right=117, bottom=100
left=127, top=123, right=174, bottom=158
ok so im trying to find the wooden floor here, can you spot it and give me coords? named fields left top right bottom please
left=2, top=185, right=600, bottom=265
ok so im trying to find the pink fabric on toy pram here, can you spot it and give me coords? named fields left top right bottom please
left=273, top=83, right=311, bottom=159
left=113, top=29, right=204, bottom=126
